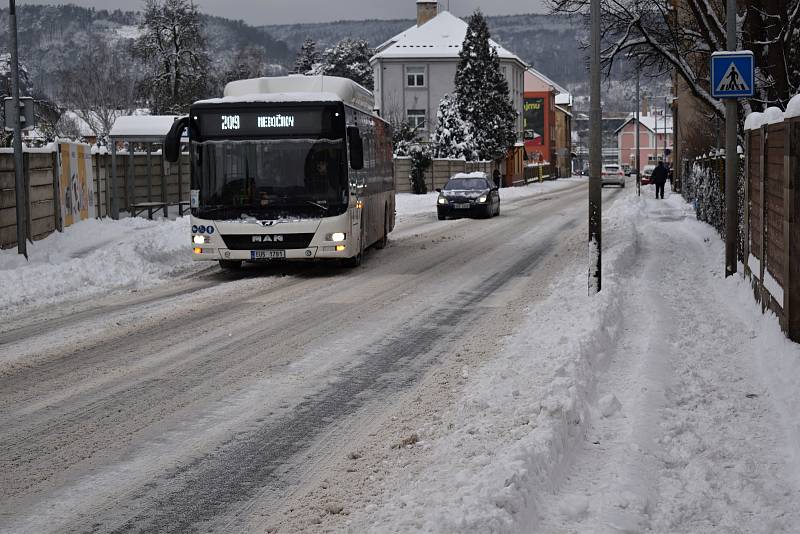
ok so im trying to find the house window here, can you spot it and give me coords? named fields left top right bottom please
left=406, top=66, right=426, bottom=87
left=408, top=109, right=426, bottom=129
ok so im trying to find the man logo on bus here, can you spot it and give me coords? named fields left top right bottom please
left=252, top=235, right=284, bottom=242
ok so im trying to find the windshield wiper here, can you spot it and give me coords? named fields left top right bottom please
left=305, top=200, right=329, bottom=212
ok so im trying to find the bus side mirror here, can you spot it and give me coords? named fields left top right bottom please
left=347, top=126, right=364, bottom=170
left=164, top=116, right=189, bottom=163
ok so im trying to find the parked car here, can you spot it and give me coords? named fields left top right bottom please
left=641, top=164, right=656, bottom=185
left=622, top=164, right=632, bottom=176
left=437, top=172, right=500, bottom=220
left=601, top=164, right=625, bottom=188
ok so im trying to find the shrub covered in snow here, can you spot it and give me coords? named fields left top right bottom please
left=409, top=144, right=432, bottom=195
left=430, top=93, right=478, bottom=160
left=682, top=156, right=745, bottom=259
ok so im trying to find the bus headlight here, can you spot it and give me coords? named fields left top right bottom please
left=478, top=195, right=488, bottom=203
left=438, top=196, right=447, bottom=205
left=326, top=232, right=346, bottom=242
left=193, top=235, right=206, bottom=244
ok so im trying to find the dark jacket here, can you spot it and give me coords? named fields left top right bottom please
left=652, top=164, right=668, bottom=186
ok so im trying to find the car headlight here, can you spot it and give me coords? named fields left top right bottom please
left=193, top=235, right=206, bottom=245
left=326, top=232, right=346, bottom=242
left=478, top=195, right=488, bottom=203
left=438, top=196, right=448, bottom=205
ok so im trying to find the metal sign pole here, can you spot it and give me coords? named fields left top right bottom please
left=589, top=0, right=602, bottom=293
left=724, top=0, right=738, bottom=277
left=9, top=0, right=26, bottom=258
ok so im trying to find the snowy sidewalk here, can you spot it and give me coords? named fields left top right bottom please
left=348, top=186, right=800, bottom=533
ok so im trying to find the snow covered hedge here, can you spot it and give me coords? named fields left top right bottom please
left=681, top=155, right=745, bottom=259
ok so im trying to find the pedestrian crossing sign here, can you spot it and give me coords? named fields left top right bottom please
left=711, top=51, right=755, bottom=98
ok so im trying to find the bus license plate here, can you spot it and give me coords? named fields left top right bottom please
left=454, top=203, right=471, bottom=209
left=251, top=250, right=286, bottom=260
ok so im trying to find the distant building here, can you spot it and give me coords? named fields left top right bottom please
left=616, top=113, right=674, bottom=168
left=523, top=66, right=573, bottom=177
left=370, top=1, right=527, bottom=185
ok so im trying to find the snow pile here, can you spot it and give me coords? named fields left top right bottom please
left=764, top=106, right=785, bottom=125
left=744, top=111, right=764, bottom=130
left=0, top=217, right=199, bottom=315
left=787, top=94, right=800, bottom=119
left=350, top=189, right=640, bottom=532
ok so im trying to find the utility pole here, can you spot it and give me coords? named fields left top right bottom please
left=724, top=0, right=738, bottom=277
left=635, top=69, right=640, bottom=196
left=654, top=98, right=659, bottom=166
left=589, top=0, right=601, bottom=293
left=664, top=96, right=669, bottom=164
left=9, top=0, right=27, bottom=258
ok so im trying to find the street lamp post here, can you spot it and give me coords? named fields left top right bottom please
left=589, top=0, right=602, bottom=293
left=9, top=0, right=27, bottom=258
left=635, top=69, right=641, bottom=197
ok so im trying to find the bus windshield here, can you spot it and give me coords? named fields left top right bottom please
left=191, top=138, right=348, bottom=220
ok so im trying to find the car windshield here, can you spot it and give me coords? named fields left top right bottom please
left=191, top=138, right=348, bottom=220
left=444, top=178, right=489, bottom=190
left=604, top=166, right=619, bottom=172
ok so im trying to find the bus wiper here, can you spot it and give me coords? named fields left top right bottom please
left=305, top=200, right=329, bottom=212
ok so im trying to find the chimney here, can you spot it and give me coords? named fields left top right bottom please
left=417, top=0, right=438, bottom=26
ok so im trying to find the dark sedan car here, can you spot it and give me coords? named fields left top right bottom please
left=436, top=173, right=500, bottom=220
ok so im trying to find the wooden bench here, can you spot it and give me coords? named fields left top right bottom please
left=178, top=201, right=191, bottom=216
left=131, top=202, right=168, bottom=219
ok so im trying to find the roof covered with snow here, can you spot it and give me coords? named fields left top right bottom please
left=615, top=114, right=673, bottom=135
left=371, top=11, right=526, bottom=66
left=214, top=75, right=374, bottom=114
left=109, top=115, right=179, bottom=139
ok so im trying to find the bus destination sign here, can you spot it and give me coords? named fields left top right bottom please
left=197, top=109, right=335, bottom=138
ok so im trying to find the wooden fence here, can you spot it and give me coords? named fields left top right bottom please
left=0, top=147, right=190, bottom=249
left=744, top=114, right=800, bottom=340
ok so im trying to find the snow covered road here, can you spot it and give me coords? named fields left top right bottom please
left=0, top=179, right=601, bottom=533
left=5, top=179, right=798, bottom=534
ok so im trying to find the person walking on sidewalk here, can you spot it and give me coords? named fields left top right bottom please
left=652, top=160, right=668, bottom=199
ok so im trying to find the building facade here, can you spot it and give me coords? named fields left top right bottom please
left=370, top=2, right=527, bottom=184
left=616, top=114, right=674, bottom=168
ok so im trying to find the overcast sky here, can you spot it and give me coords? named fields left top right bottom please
left=19, top=0, right=549, bottom=25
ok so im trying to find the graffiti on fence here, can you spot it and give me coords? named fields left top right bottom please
left=58, top=143, right=95, bottom=227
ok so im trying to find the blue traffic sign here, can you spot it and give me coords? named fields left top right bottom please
left=711, top=51, right=754, bottom=99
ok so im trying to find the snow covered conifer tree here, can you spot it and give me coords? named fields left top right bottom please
left=320, top=38, right=374, bottom=90
left=431, top=93, right=477, bottom=160
left=483, top=47, right=518, bottom=160
left=454, top=10, right=516, bottom=161
left=293, top=39, right=319, bottom=75
left=132, top=0, right=211, bottom=114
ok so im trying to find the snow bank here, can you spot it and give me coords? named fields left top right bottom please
left=350, top=186, right=639, bottom=532
left=0, top=217, right=200, bottom=316
left=787, top=94, right=800, bottom=120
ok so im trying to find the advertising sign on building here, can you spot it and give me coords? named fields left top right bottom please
left=523, top=98, right=544, bottom=146
left=58, top=143, right=95, bottom=227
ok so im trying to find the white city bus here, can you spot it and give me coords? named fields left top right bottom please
left=164, top=76, right=395, bottom=269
